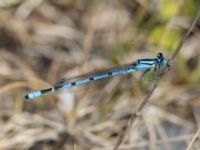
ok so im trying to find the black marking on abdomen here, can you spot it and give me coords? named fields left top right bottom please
left=108, top=72, right=112, bottom=77
left=89, top=77, right=94, bottom=81
left=54, top=85, right=63, bottom=90
left=41, top=88, right=52, bottom=94
left=71, top=82, right=76, bottom=86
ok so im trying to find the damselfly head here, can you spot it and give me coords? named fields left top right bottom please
left=156, top=52, right=171, bottom=73
left=157, top=52, right=164, bottom=61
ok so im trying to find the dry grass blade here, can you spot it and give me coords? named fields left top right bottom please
left=186, top=128, right=200, bottom=150
left=0, top=81, right=27, bottom=95
left=112, top=8, right=200, bottom=150
left=115, top=134, right=195, bottom=149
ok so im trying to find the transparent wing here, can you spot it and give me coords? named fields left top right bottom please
left=55, top=61, right=137, bottom=86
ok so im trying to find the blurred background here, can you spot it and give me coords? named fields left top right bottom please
left=0, top=0, right=200, bottom=149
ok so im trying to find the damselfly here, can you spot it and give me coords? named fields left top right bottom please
left=25, top=52, right=169, bottom=100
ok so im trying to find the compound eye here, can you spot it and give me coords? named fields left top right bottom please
left=157, top=52, right=163, bottom=58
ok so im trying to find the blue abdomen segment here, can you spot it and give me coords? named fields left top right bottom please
left=25, top=91, right=42, bottom=100
left=111, top=69, right=126, bottom=76
left=62, top=83, right=71, bottom=88
left=94, top=73, right=109, bottom=80
left=75, top=79, right=90, bottom=85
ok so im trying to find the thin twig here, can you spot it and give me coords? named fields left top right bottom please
left=113, top=80, right=159, bottom=150
left=170, top=9, right=200, bottom=60
left=186, top=128, right=200, bottom=150
left=112, top=8, right=200, bottom=150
